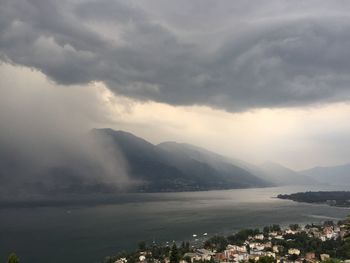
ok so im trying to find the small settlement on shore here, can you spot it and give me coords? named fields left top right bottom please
left=105, top=217, right=350, bottom=263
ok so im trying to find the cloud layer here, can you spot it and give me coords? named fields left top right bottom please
left=1, top=0, right=350, bottom=111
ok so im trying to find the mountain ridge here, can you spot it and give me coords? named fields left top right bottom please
left=300, top=163, right=350, bottom=186
left=258, top=161, right=317, bottom=186
left=157, top=140, right=316, bottom=187
left=0, top=128, right=322, bottom=199
left=92, top=129, right=272, bottom=192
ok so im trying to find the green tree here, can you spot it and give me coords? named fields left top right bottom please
left=336, top=214, right=350, bottom=259
left=324, top=221, right=334, bottom=227
left=343, top=214, right=350, bottom=241
left=272, top=224, right=281, bottom=232
left=263, top=226, right=270, bottom=234
left=257, top=256, right=275, bottom=263
left=228, top=229, right=260, bottom=245
left=204, top=235, right=228, bottom=252
left=246, top=244, right=251, bottom=254
left=184, top=256, right=191, bottom=263
left=138, top=241, right=146, bottom=251
left=7, top=253, right=19, bottom=263
left=170, top=243, right=179, bottom=263
left=151, top=245, right=161, bottom=260
left=289, top=224, right=300, bottom=231
left=338, top=241, right=350, bottom=259
left=289, top=254, right=298, bottom=261
left=179, top=241, right=190, bottom=255
left=185, top=242, right=190, bottom=252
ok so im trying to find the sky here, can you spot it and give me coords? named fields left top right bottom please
left=1, top=0, right=350, bottom=170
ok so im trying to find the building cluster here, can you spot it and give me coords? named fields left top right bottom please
left=113, top=222, right=350, bottom=263
left=211, top=224, right=348, bottom=263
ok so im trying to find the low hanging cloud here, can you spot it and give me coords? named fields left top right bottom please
left=0, top=63, right=134, bottom=200
left=1, top=0, right=350, bottom=112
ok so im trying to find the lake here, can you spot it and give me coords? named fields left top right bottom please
left=1, top=186, right=349, bottom=263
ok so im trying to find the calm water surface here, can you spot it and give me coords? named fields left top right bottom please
left=1, top=186, right=349, bottom=263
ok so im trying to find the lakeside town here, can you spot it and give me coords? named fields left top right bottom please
left=102, top=217, right=350, bottom=263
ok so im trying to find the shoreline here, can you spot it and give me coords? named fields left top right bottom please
left=277, top=191, right=350, bottom=208
left=100, top=216, right=350, bottom=263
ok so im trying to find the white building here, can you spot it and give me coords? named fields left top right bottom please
left=226, top=244, right=247, bottom=253
left=254, top=234, right=265, bottom=240
left=288, top=248, right=301, bottom=256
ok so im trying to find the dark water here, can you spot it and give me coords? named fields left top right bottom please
left=1, top=186, right=349, bottom=263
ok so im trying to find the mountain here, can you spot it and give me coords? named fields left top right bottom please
left=157, top=141, right=249, bottom=174
left=0, top=128, right=320, bottom=199
left=258, top=161, right=317, bottom=186
left=300, top=163, right=350, bottom=185
left=158, top=142, right=318, bottom=187
left=91, top=129, right=271, bottom=191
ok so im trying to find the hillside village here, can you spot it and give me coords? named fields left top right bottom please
left=104, top=217, right=350, bottom=263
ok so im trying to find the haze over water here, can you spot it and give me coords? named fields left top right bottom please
left=1, top=186, right=349, bottom=263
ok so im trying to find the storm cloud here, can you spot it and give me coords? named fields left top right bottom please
left=0, top=64, right=133, bottom=200
left=2, top=0, right=350, bottom=111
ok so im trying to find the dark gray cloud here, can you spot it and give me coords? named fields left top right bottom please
left=1, top=0, right=350, bottom=111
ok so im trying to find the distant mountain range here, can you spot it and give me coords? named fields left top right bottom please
left=91, top=129, right=270, bottom=192
left=3, top=128, right=342, bottom=198
left=90, top=128, right=318, bottom=192
left=258, top=161, right=317, bottom=186
left=300, top=163, right=350, bottom=186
